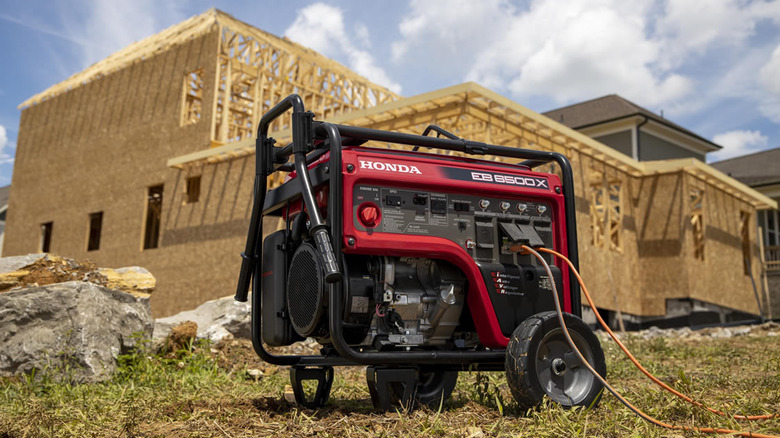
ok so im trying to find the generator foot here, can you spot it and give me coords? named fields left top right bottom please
left=290, top=366, right=334, bottom=409
left=366, top=367, right=417, bottom=411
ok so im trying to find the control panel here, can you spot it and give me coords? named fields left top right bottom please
left=352, top=184, right=555, bottom=263
left=352, top=184, right=562, bottom=336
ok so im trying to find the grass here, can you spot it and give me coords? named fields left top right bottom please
left=1, top=331, right=779, bottom=437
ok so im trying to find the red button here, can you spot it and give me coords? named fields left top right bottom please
left=358, top=203, right=380, bottom=228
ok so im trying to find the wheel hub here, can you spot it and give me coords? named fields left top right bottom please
left=535, top=329, right=596, bottom=405
left=551, top=357, right=567, bottom=376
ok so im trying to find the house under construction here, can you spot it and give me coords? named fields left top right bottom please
left=5, top=9, right=777, bottom=326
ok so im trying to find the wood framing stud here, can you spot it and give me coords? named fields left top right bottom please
left=181, top=69, right=204, bottom=126
left=590, top=182, right=606, bottom=248
left=608, top=181, right=623, bottom=252
left=690, top=187, right=705, bottom=261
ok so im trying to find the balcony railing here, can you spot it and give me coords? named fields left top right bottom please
left=767, top=245, right=780, bottom=271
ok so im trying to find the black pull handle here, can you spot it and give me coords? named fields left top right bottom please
left=312, top=228, right=342, bottom=283
left=235, top=94, right=305, bottom=302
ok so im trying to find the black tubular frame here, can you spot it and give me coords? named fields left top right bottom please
left=235, top=94, right=581, bottom=369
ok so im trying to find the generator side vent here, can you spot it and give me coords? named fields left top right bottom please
left=287, top=243, right=328, bottom=337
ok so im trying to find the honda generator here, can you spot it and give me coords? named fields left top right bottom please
left=235, top=94, right=606, bottom=411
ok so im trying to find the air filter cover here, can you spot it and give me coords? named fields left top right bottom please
left=287, top=243, right=328, bottom=337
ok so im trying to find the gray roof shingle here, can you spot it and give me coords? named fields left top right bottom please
left=542, top=95, right=721, bottom=150
left=0, top=185, right=9, bottom=209
left=710, top=147, right=780, bottom=187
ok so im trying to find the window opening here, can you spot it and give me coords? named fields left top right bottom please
left=608, top=181, right=622, bottom=252
left=87, top=212, right=103, bottom=251
left=214, top=58, right=256, bottom=143
left=186, top=175, right=201, bottom=204
left=40, top=222, right=53, bottom=253
left=740, top=211, right=751, bottom=275
left=766, top=209, right=778, bottom=246
left=181, top=69, right=204, bottom=126
left=590, top=183, right=605, bottom=248
left=144, top=185, right=163, bottom=250
left=690, top=188, right=705, bottom=260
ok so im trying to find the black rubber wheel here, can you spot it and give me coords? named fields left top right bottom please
left=505, top=311, right=606, bottom=410
left=391, top=368, right=458, bottom=409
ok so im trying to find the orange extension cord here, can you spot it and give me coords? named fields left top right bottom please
left=517, top=244, right=780, bottom=438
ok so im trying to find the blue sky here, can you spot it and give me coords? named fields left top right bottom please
left=1, top=0, right=780, bottom=187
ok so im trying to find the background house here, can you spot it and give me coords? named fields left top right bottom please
left=543, top=95, right=721, bottom=162
left=4, top=10, right=775, bottom=329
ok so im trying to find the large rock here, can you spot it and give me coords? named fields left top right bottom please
left=0, top=254, right=154, bottom=297
left=99, top=266, right=156, bottom=297
left=0, top=253, right=46, bottom=275
left=0, top=281, right=153, bottom=382
left=154, top=295, right=250, bottom=343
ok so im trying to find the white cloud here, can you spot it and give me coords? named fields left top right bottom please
left=392, top=0, right=513, bottom=63
left=285, top=3, right=401, bottom=94
left=655, top=0, right=764, bottom=65
left=82, top=2, right=156, bottom=64
left=760, top=45, right=780, bottom=95
left=354, top=23, right=371, bottom=49
left=758, top=44, right=780, bottom=123
left=390, top=0, right=780, bottom=125
left=660, top=0, right=747, bottom=48
left=709, top=129, right=769, bottom=162
left=471, top=0, right=693, bottom=106
left=57, top=1, right=185, bottom=69
left=392, top=0, right=692, bottom=107
left=0, top=125, right=14, bottom=166
left=755, top=45, right=780, bottom=123
left=0, top=12, right=91, bottom=47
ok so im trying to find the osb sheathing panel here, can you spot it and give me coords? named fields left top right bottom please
left=632, top=172, right=688, bottom=315
left=575, top=156, right=643, bottom=316
left=4, top=30, right=225, bottom=316
left=151, top=155, right=256, bottom=313
left=683, top=175, right=763, bottom=315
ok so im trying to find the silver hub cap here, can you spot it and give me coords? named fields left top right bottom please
left=535, top=328, right=596, bottom=405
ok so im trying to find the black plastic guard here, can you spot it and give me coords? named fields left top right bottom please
left=476, top=262, right=563, bottom=337
left=261, top=230, right=301, bottom=346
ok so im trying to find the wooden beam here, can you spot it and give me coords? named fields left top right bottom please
left=643, top=159, right=777, bottom=210
left=360, top=102, right=464, bottom=132
left=20, top=10, right=220, bottom=108
left=20, top=9, right=399, bottom=111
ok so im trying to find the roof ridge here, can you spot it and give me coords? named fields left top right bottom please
left=19, top=8, right=397, bottom=109
left=19, top=9, right=221, bottom=108
left=710, top=146, right=780, bottom=164
left=541, top=94, right=618, bottom=114
left=611, top=95, right=648, bottom=113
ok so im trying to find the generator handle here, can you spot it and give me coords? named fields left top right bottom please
left=292, top=146, right=342, bottom=283
left=236, top=94, right=307, bottom=302
left=550, top=151, right=581, bottom=314
left=517, top=159, right=549, bottom=168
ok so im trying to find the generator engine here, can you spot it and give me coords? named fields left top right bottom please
left=263, top=235, right=468, bottom=348
left=363, top=257, right=466, bottom=348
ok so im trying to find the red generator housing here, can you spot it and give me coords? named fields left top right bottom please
left=341, top=148, right=572, bottom=349
left=235, top=95, right=605, bottom=412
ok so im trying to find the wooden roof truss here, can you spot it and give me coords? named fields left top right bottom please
left=210, top=21, right=398, bottom=146
left=166, top=78, right=775, bottom=211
